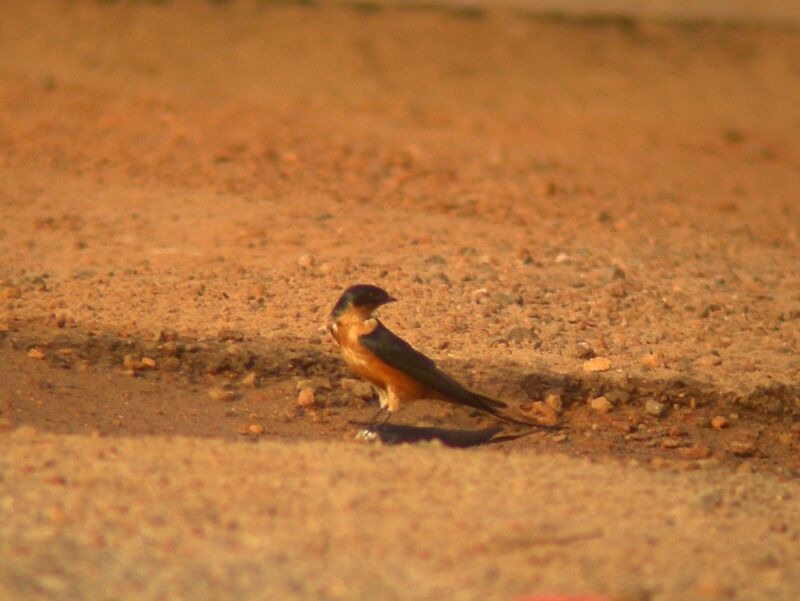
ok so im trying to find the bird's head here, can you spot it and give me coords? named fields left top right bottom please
left=331, top=284, right=396, bottom=321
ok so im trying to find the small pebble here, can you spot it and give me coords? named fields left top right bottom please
left=695, top=489, right=724, bottom=511
left=217, top=329, right=244, bottom=342
left=640, top=353, right=662, bottom=369
left=583, top=357, right=611, bottom=372
left=606, top=390, right=630, bottom=405
left=297, top=388, right=316, bottom=407
left=312, top=376, right=333, bottom=391
left=710, top=416, right=729, bottom=430
left=27, top=347, right=45, bottom=360
left=208, top=387, right=239, bottom=402
left=298, top=254, right=315, bottom=270
left=490, top=291, right=519, bottom=306
left=729, top=441, right=756, bottom=457
left=678, top=445, right=713, bottom=460
left=247, top=424, right=264, bottom=435
left=247, top=283, right=267, bottom=300
left=351, top=382, right=375, bottom=399
left=471, top=288, right=489, bottom=304
left=538, top=181, right=557, bottom=196
left=159, top=328, right=179, bottom=342
left=240, top=372, right=257, bottom=387
left=430, top=272, right=450, bottom=286
left=611, top=420, right=635, bottom=433
left=608, top=282, right=627, bottom=298
left=544, top=390, right=563, bottom=414
left=505, top=326, right=539, bottom=345
left=608, top=265, right=626, bottom=280
left=696, top=353, right=722, bottom=368
left=644, top=399, right=666, bottom=417
left=668, top=425, right=687, bottom=437
left=572, top=342, right=595, bottom=359
left=140, top=357, right=157, bottom=369
left=524, top=401, right=559, bottom=426
left=424, top=255, right=447, bottom=266
left=589, top=396, right=613, bottom=413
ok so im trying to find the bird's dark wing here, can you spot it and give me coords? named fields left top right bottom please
left=359, top=322, right=507, bottom=411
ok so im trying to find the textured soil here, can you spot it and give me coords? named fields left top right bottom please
left=1, top=2, right=800, bottom=600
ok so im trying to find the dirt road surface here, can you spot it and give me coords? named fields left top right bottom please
left=1, top=2, right=799, bottom=600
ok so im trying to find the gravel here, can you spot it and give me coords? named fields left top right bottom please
left=2, top=433, right=799, bottom=601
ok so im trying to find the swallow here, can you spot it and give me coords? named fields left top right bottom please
left=330, top=284, right=529, bottom=426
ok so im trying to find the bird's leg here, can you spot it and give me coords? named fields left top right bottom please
left=384, top=387, right=400, bottom=420
left=365, top=387, right=391, bottom=426
left=368, top=405, right=387, bottom=425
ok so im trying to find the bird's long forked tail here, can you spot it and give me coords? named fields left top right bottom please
left=472, top=393, right=559, bottom=429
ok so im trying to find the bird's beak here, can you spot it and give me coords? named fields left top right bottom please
left=384, top=296, right=397, bottom=305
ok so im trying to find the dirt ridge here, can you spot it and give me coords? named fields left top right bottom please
left=4, top=322, right=798, bottom=419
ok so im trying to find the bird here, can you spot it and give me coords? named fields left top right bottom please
left=329, top=284, right=529, bottom=426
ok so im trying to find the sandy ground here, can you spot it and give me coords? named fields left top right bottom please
left=1, top=1, right=800, bottom=600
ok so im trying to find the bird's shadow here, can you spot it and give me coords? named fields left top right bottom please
left=349, top=421, right=532, bottom=448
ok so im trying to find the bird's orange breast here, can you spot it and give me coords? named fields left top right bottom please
left=334, top=319, right=426, bottom=402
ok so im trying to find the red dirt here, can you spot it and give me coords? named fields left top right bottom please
left=1, top=2, right=800, bottom=600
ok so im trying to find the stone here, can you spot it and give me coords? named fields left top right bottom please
left=297, top=388, right=316, bottom=407
left=589, top=396, right=613, bottom=413
left=505, top=327, right=540, bottom=346
left=644, top=399, right=666, bottom=417
left=695, top=489, right=724, bottom=511
left=298, top=254, right=315, bottom=270
left=572, top=342, right=595, bottom=359
left=544, top=390, right=563, bottom=414
left=27, top=347, right=45, bottom=360
left=217, top=329, right=244, bottom=342
left=159, top=328, right=179, bottom=342
left=696, top=353, right=722, bottom=368
left=348, top=382, right=373, bottom=399
left=640, top=353, right=662, bottom=369
left=208, top=387, right=239, bottom=402
left=240, top=372, right=258, bottom=387
left=583, top=357, right=611, bottom=372
left=525, top=402, right=559, bottom=426
left=729, top=441, right=756, bottom=457
left=710, top=416, right=729, bottom=430
left=678, top=445, right=713, bottom=460
left=471, top=288, right=489, bottom=304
